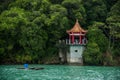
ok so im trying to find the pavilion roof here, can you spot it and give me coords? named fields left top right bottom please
left=66, top=19, right=87, bottom=33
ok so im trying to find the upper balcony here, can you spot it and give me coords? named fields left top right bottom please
left=66, top=39, right=87, bottom=45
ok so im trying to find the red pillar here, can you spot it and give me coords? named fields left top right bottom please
left=72, top=35, right=74, bottom=44
left=81, top=36, right=83, bottom=44
left=79, top=35, right=82, bottom=44
left=69, top=34, right=71, bottom=43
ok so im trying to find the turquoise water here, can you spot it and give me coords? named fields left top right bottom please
left=0, top=65, right=120, bottom=80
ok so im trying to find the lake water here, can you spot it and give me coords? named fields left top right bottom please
left=0, top=65, right=120, bottom=80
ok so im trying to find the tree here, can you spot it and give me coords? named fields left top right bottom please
left=105, top=0, right=118, bottom=11
left=106, top=0, right=120, bottom=57
left=49, top=0, right=63, bottom=4
left=83, top=23, right=109, bottom=65
left=0, top=0, right=119, bottom=65
left=62, top=0, right=86, bottom=26
left=0, top=0, right=15, bottom=13
left=45, top=4, right=68, bottom=56
left=0, top=7, right=27, bottom=63
left=83, top=42, right=102, bottom=65
left=84, top=0, right=107, bottom=24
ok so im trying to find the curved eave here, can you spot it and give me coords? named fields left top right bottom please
left=66, top=30, right=87, bottom=34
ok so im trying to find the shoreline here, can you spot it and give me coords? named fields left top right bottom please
left=0, top=63, right=120, bottom=67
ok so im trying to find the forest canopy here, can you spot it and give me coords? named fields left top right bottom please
left=0, top=0, right=119, bottom=65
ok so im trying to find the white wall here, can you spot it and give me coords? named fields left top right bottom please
left=67, top=45, right=85, bottom=63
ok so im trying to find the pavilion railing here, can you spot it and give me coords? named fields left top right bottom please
left=65, top=39, right=87, bottom=45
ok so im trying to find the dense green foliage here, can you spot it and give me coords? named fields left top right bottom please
left=0, top=0, right=119, bottom=65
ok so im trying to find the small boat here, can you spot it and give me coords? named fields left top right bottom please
left=29, top=67, right=44, bottom=70
left=17, top=67, right=44, bottom=70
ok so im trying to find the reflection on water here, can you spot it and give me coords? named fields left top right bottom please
left=0, top=65, right=120, bottom=80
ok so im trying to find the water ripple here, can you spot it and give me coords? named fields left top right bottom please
left=0, top=65, right=120, bottom=80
